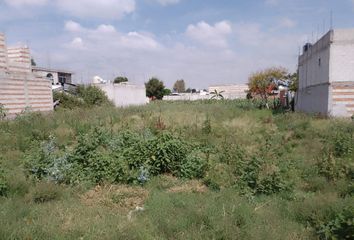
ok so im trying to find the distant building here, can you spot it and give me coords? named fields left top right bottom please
left=95, top=80, right=148, bottom=107
left=0, top=33, right=53, bottom=117
left=208, top=84, right=249, bottom=99
left=32, top=66, right=73, bottom=86
left=296, top=29, right=354, bottom=117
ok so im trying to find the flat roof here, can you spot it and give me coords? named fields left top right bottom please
left=32, top=66, right=74, bottom=74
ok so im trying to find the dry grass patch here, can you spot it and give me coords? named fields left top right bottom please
left=81, top=185, right=148, bottom=213
left=167, top=180, right=208, bottom=193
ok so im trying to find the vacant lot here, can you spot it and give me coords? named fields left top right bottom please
left=0, top=100, right=353, bottom=239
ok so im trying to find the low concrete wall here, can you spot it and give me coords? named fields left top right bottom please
left=97, top=83, right=148, bottom=107
left=163, top=94, right=210, bottom=101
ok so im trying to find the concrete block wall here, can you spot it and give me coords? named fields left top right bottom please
left=331, top=82, right=354, bottom=117
left=0, top=33, right=53, bottom=117
left=0, top=34, right=8, bottom=72
left=7, top=47, right=31, bottom=74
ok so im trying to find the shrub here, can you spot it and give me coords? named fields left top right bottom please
left=0, top=164, right=8, bottom=196
left=53, top=91, right=84, bottom=109
left=27, top=181, right=63, bottom=203
left=77, top=85, right=112, bottom=106
left=178, top=151, right=208, bottom=179
left=0, top=103, right=7, bottom=120
left=316, top=207, right=354, bottom=239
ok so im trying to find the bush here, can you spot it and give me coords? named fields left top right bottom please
left=77, top=85, right=112, bottom=106
left=24, top=129, right=207, bottom=186
left=178, top=151, right=208, bottom=179
left=54, top=85, right=112, bottom=109
left=316, top=207, right=354, bottom=240
left=27, top=181, right=63, bottom=203
left=0, top=164, right=8, bottom=196
left=0, top=103, right=7, bottom=120
left=53, top=91, right=84, bottom=109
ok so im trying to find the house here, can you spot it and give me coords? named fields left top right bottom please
left=0, top=33, right=53, bottom=117
left=296, top=29, right=354, bottom=117
left=32, top=66, right=73, bottom=86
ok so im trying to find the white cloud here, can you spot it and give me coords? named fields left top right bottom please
left=154, top=0, right=180, bottom=6
left=4, top=0, right=48, bottom=7
left=278, top=17, right=297, bottom=28
left=64, top=22, right=161, bottom=51
left=57, top=0, right=136, bottom=19
left=64, top=21, right=84, bottom=32
left=186, top=21, right=232, bottom=48
left=69, top=37, right=84, bottom=49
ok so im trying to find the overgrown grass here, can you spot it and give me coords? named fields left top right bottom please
left=0, top=100, right=353, bottom=239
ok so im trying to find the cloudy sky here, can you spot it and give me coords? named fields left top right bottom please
left=0, top=0, right=353, bottom=88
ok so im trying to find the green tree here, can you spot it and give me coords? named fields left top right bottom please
left=114, top=76, right=128, bottom=84
left=163, top=88, right=172, bottom=96
left=248, top=67, right=288, bottom=108
left=145, top=78, right=165, bottom=100
left=287, top=72, right=298, bottom=92
left=173, top=79, right=186, bottom=93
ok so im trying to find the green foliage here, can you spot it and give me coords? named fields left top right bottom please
left=210, top=89, right=225, bottom=100
left=1, top=100, right=354, bottom=239
left=163, top=88, right=172, bottom=96
left=27, top=181, right=63, bottom=203
left=248, top=66, right=288, bottom=105
left=24, top=128, right=208, bottom=185
left=145, top=77, right=165, bottom=100
left=316, top=207, right=354, bottom=240
left=53, top=91, right=84, bottom=109
left=0, top=164, right=8, bottom=196
left=54, top=85, right=112, bottom=109
left=114, top=76, right=128, bottom=84
left=0, top=103, right=7, bottom=120
left=77, top=85, right=112, bottom=106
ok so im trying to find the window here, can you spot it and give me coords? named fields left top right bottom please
left=318, top=58, right=321, bottom=66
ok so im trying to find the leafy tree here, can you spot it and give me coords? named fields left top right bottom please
left=287, top=72, right=299, bottom=92
left=186, top=88, right=192, bottom=93
left=248, top=67, right=287, bottom=108
left=210, top=89, right=225, bottom=100
left=114, top=76, right=128, bottom=84
left=145, top=78, right=165, bottom=100
left=163, top=88, right=172, bottom=96
left=173, top=79, right=186, bottom=93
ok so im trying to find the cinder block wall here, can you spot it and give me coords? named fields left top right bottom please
left=0, top=33, right=53, bottom=117
left=0, top=33, right=8, bottom=72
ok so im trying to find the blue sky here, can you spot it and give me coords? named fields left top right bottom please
left=0, top=0, right=353, bottom=88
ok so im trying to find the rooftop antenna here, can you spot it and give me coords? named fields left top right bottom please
left=330, top=10, right=333, bottom=30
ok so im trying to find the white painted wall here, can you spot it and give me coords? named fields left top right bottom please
left=97, top=83, right=148, bottom=107
left=330, top=29, right=354, bottom=83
